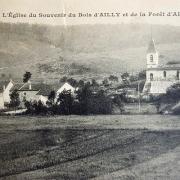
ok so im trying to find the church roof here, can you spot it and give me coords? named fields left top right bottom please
left=147, top=66, right=180, bottom=70
left=149, top=81, right=174, bottom=94
left=147, top=39, right=157, bottom=53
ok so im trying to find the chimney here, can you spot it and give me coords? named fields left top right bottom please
left=28, top=81, right=32, bottom=90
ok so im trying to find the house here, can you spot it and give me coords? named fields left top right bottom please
left=35, top=82, right=76, bottom=105
left=56, top=82, right=76, bottom=94
left=35, top=84, right=52, bottom=105
left=2, top=80, right=14, bottom=105
left=0, top=92, right=4, bottom=109
left=9, top=81, right=76, bottom=107
left=0, top=80, right=77, bottom=109
left=0, top=80, right=14, bottom=109
left=11, top=81, right=39, bottom=107
left=46, top=82, right=76, bottom=103
left=10, top=81, right=53, bottom=107
left=143, top=38, right=180, bottom=95
left=56, top=82, right=76, bottom=96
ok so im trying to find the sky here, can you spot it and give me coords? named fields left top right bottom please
left=0, top=0, right=180, bottom=26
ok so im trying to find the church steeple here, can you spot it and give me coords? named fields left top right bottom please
left=146, top=37, right=159, bottom=69
left=147, top=39, right=157, bottom=54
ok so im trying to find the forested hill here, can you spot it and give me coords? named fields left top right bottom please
left=0, top=22, right=180, bottom=80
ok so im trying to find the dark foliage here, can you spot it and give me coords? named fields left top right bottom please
left=47, top=90, right=56, bottom=106
left=112, top=94, right=126, bottom=113
left=121, top=72, right=130, bottom=85
left=109, top=75, right=118, bottom=82
left=25, top=82, right=113, bottom=115
left=150, top=83, right=180, bottom=113
left=60, top=76, right=68, bottom=83
left=138, top=70, right=146, bottom=80
left=57, top=90, right=74, bottom=115
left=25, top=100, right=48, bottom=115
left=67, top=78, right=78, bottom=87
left=23, top=72, right=32, bottom=83
left=76, top=84, right=113, bottom=115
left=9, top=90, right=20, bottom=110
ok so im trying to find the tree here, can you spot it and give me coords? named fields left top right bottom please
left=138, top=70, right=146, bottom=80
left=151, top=95, right=162, bottom=113
left=166, top=83, right=180, bottom=103
left=57, top=90, right=74, bottom=115
left=67, top=78, right=78, bottom=87
left=23, top=72, right=32, bottom=83
left=78, top=80, right=85, bottom=87
left=91, top=79, right=99, bottom=87
left=121, top=72, right=130, bottom=85
left=77, top=83, right=113, bottom=115
left=129, top=75, right=138, bottom=82
left=9, top=90, right=20, bottom=110
left=102, top=79, right=109, bottom=87
left=77, top=83, right=92, bottom=114
left=47, top=90, right=56, bottom=105
left=113, top=94, right=126, bottom=114
left=60, top=76, right=68, bottom=83
left=109, top=75, right=118, bottom=82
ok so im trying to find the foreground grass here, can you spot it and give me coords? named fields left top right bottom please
left=0, top=115, right=180, bottom=179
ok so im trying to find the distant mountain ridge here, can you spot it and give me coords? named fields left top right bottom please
left=0, top=22, right=180, bottom=81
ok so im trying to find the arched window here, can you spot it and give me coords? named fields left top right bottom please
left=177, top=70, right=180, bottom=80
left=163, top=71, right=166, bottom=78
left=150, top=55, right=153, bottom=62
left=150, top=73, right=153, bottom=81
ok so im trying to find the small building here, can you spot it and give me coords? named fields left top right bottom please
left=11, top=82, right=53, bottom=107
left=0, top=92, right=4, bottom=109
left=12, top=82, right=39, bottom=107
left=2, top=80, right=14, bottom=105
left=35, top=84, right=52, bottom=105
left=0, top=80, right=77, bottom=108
left=0, top=80, right=14, bottom=109
left=56, top=82, right=76, bottom=95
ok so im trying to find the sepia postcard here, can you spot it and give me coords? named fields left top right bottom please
left=1, top=0, right=180, bottom=179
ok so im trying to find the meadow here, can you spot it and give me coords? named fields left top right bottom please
left=1, top=115, right=180, bottom=179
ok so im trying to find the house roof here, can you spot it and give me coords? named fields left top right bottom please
left=18, top=83, right=40, bottom=91
left=10, top=81, right=75, bottom=96
left=150, top=81, right=174, bottom=94
left=0, top=81, right=10, bottom=93
left=36, top=84, right=53, bottom=96
left=56, top=82, right=75, bottom=93
left=147, top=39, right=157, bottom=53
left=10, top=83, right=50, bottom=93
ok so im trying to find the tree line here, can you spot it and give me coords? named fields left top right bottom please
left=23, top=81, right=125, bottom=115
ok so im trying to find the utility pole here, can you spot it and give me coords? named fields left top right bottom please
left=138, top=81, right=141, bottom=113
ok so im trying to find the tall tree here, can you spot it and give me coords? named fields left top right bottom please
left=23, top=72, right=32, bottom=83
left=9, top=90, right=20, bottom=111
left=48, top=90, right=56, bottom=105
left=57, top=90, right=74, bottom=115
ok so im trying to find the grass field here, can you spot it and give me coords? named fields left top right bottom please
left=1, top=115, right=180, bottom=179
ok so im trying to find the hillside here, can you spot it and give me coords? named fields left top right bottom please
left=0, top=22, right=180, bottom=81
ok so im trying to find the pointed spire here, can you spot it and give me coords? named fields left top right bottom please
left=147, top=25, right=156, bottom=53
left=150, top=25, right=152, bottom=40
left=147, top=39, right=156, bottom=53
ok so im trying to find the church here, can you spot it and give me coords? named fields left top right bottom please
left=143, top=39, right=180, bottom=94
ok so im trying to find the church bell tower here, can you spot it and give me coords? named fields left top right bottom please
left=146, top=39, right=159, bottom=69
